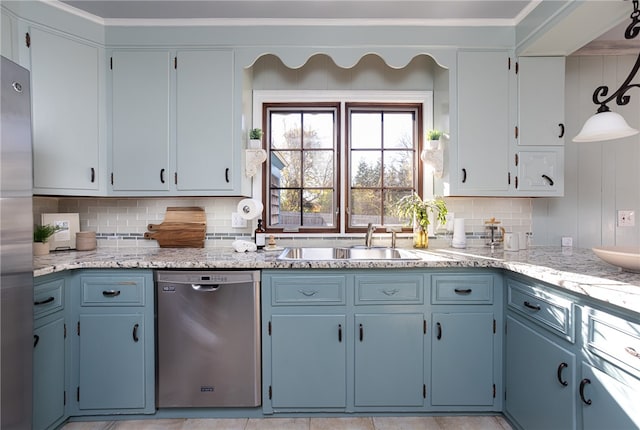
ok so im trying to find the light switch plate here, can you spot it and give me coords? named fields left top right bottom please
left=231, top=212, right=247, bottom=228
left=617, top=210, right=635, bottom=227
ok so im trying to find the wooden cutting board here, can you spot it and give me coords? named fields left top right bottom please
left=144, top=207, right=206, bottom=248
left=144, top=230, right=205, bottom=248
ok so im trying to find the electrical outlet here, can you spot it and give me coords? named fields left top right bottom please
left=231, top=212, right=247, bottom=228
left=561, top=237, right=573, bottom=247
left=617, top=210, right=635, bottom=227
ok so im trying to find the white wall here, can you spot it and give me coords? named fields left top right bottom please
left=532, top=54, right=640, bottom=249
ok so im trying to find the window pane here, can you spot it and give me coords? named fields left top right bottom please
left=351, top=112, right=381, bottom=149
left=303, top=189, right=335, bottom=227
left=303, top=150, right=334, bottom=188
left=271, top=151, right=301, bottom=188
left=271, top=113, right=301, bottom=149
left=351, top=189, right=381, bottom=226
left=303, top=112, right=334, bottom=149
left=351, top=151, right=381, bottom=187
left=273, top=189, right=301, bottom=227
left=383, top=150, right=413, bottom=187
left=384, top=189, right=413, bottom=225
left=383, top=112, right=414, bottom=149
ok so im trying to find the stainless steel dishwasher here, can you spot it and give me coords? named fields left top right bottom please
left=155, top=270, right=261, bottom=408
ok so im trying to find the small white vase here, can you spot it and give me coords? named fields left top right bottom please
left=33, top=242, right=49, bottom=256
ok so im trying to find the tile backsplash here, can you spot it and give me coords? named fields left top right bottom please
left=34, top=196, right=532, bottom=249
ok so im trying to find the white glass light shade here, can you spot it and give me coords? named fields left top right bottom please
left=573, top=111, right=639, bottom=142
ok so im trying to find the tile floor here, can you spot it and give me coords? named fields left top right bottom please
left=62, top=416, right=513, bottom=430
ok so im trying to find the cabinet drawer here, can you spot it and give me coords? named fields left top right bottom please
left=587, top=309, right=640, bottom=375
left=34, top=277, right=64, bottom=318
left=271, top=276, right=346, bottom=305
left=355, top=274, right=423, bottom=305
left=507, top=278, right=574, bottom=342
left=80, top=276, right=145, bottom=306
left=431, top=274, right=494, bottom=304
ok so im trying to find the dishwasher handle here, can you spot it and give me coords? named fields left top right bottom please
left=191, top=284, right=221, bottom=292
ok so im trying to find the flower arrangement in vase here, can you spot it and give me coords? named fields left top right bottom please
left=395, top=192, right=447, bottom=248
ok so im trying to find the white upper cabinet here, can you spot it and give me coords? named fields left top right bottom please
left=454, top=50, right=511, bottom=196
left=29, top=27, right=103, bottom=195
left=517, top=57, right=566, bottom=146
left=110, top=50, right=171, bottom=192
left=110, top=49, right=241, bottom=196
left=175, top=50, right=234, bottom=192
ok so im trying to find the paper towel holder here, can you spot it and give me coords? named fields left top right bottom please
left=237, top=198, right=264, bottom=220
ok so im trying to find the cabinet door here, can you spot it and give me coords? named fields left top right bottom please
left=78, top=313, right=145, bottom=410
left=271, top=314, right=346, bottom=409
left=581, top=363, right=640, bottom=430
left=176, top=50, right=234, bottom=192
left=456, top=51, right=511, bottom=195
left=515, top=148, right=564, bottom=195
left=505, top=316, right=577, bottom=430
left=30, top=27, right=100, bottom=193
left=33, top=315, right=65, bottom=430
left=431, top=312, right=495, bottom=406
left=111, top=50, right=170, bottom=191
left=518, top=57, right=565, bottom=146
left=354, top=313, right=424, bottom=407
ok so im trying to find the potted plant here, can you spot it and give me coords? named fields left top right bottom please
left=33, top=224, right=63, bottom=256
left=395, top=192, right=447, bottom=248
left=249, top=128, right=263, bottom=149
left=426, top=129, right=442, bottom=149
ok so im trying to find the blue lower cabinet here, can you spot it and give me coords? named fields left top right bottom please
left=78, top=313, right=146, bottom=410
left=354, top=313, right=425, bottom=407
left=33, top=315, right=65, bottom=430
left=505, top=315, right=577, bottom=430
left=580, top=363, right=640, bottom=429
left=431, top=312, right=495, bottom=406
left=70, top=270, right=155, bottom=416
left=270, top=314, right=346, bottom=409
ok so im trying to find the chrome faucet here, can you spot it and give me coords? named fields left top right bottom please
left=365, top=223, right=376, bottom=248
left=387, top=226, right=400, bottom=248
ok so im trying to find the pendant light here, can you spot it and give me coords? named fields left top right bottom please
left=573, top=0, right=640, bottom=143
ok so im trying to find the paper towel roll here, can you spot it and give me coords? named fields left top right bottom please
left=237, top=198, right=264, bottom=220
left=451, top=218, right=466, bottom=249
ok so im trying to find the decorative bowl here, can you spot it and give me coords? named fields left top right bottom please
left=592, top=246, right=640, bottom=272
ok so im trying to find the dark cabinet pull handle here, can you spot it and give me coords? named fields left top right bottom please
left=626, top=346, right=640, bottom=359
left=225, top=168, right=230, bottom=183
left=542, top=174, right=554, bottom=186
left=132, top=323, right=139, bottom=342
left=436, top=322, right=442, bottom=340
left=559, top=123, right=565, bottom=138
left=90, top=167, right=95, bottom=183
left=579, top=378, right=592, bottom=405
left=462, top=168, right=467, bottom=183
left=557, top=362, right=569, bottom=386
left=524, top=301, right=541, bottom=311
left=338, top=324, right=342, bottom=343
left=102, top=290, right=121, bottom=297
left=160, top=168, right=166, bottom=184
left=359, top=323, right=363, bottom=342
left=34, top=334, right=39, bottom=348
left=34, top=296, right=55, bottom=306
left=454, top=288, right=472, bottom=295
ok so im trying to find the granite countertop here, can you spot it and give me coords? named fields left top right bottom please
left=34, top=245, right=640, bottom=317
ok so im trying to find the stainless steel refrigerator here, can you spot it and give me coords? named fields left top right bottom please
left=1, top=55, right=34, bottom=430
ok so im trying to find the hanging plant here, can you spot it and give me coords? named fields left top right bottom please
left=426, top=129, right=442, bottom=141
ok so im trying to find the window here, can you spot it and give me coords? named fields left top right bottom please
left=261, top=95, right=426, bottom=233
left=346, top=103, right=421, bottom=230
left=265, top=103, right=340, bottom=232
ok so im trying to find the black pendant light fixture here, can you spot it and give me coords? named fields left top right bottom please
left=573, top=0, right=640, bottom=142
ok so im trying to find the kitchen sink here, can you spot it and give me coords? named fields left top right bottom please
left=277, top=247, right=420, bottom=261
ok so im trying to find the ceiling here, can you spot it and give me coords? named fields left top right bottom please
left=59, top=0, right=538, bottom=24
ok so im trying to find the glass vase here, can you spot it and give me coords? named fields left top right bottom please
left=413, top=224, right=428, bottom=248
